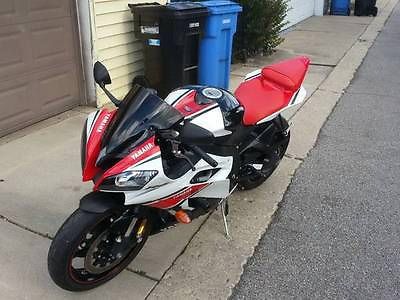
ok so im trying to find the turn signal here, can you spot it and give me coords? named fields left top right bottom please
left=136, top=219, right=147, bottom=238
left=175, top=210, right=191, bottom=224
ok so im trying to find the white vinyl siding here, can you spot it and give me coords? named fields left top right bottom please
left=90, top=0, right=166, bottom=106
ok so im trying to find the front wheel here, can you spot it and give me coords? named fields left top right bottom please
left=48, top=207, right=151, bottom=291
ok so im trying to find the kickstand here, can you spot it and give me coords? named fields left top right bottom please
left=220, top=200, right=230, bottom=240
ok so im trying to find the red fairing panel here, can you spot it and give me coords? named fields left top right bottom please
left=93, top=136, right=160, bottom=190
left=83, top=109, right=116, bottom=181
left=173, top=90, right=214, bottom=117
left=146, top=183, right=209, bottom=209
left=235, top=56, right=310, bottom=126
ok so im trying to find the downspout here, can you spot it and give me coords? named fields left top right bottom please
left=76, top=0, right=97, bottom=106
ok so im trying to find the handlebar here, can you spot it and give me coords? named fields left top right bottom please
left=189, top=145, right=218, bottom=168
left=157, top=129, right=218, bottom=168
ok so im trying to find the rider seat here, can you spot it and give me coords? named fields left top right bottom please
left=234, top=56, right=310, bottom=126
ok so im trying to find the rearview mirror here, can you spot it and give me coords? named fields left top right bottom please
left=93, top=61, right=111, bottom=87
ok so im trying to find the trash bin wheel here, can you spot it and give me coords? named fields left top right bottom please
left=372, top=6, right=378, bottom=17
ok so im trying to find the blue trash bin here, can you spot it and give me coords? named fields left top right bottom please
left=330, top=0, right=351, bottom=15
left=196, top=1, right=242, bottom=89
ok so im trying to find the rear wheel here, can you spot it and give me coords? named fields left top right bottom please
left=48, top=207, right=151, bottom=291
left=238, top=131, right=290, bottom=191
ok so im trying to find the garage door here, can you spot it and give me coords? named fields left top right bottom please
left=0, top=0, right=83, bottom=137
left=286, top=0, right=315, bottom=27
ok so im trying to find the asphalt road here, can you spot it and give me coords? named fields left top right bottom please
left=232, top=4, right=400, bottom=300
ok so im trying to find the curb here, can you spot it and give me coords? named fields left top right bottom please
left=146, top=1, right=399, bottom=299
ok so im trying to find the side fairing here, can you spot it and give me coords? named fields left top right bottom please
left=123, top=152, right=233, bottom=207
left=95, top=134, right=233, bottom=208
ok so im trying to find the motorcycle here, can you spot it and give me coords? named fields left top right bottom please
left=48, top=56, right=310, bottom=291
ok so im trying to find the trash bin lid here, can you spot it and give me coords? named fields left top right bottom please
left=128, top=2, right=165, bottom=14
left=167, top=2, right=204, bottom=10
left=198, top=1, right=242, bottom=14
left=165, top=2, right=209, bottom=19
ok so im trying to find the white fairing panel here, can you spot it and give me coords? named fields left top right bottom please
left=164, top=89, right=190, bottom=105
left=120, top=153, right=233, bottom=205
left=190, top=106, right=227, bottom=138
left=195, top=179, right=231, bottom=198
left=245, top=69, right=261, bottom=81
left=256, top=85, right=307, bottom=124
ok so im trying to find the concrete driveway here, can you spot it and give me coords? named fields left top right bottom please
left=0, top=8, right=389, bottom=299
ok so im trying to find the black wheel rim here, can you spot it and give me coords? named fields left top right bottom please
left=239, top=146, right=284, bottom=184
left=68, top=209, right=148, bottom=284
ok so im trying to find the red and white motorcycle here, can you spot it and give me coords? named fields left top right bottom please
left=48, top=56, right=310, bottom=291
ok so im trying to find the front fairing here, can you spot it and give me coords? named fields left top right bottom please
left=97, top=86, right=183, bottom=167
left=82, top=86, right=183, bottom=182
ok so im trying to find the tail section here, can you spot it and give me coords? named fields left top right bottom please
left=234, top=56, right=310, bottom=125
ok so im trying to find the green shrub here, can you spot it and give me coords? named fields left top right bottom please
left=234, top=0, right=289, bottom=62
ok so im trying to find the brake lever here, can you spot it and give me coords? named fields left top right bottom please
left=170, top=140, right=196, bottom=171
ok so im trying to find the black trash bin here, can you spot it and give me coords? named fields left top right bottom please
left=354, top=0, right=378, bottom=16
left=129, top=2, right=208, bottom=98
left=161, top=3, right=208, bottom=96
left=129, top=3, right=165, bottom=93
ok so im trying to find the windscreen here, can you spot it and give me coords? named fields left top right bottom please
left=102, top=86, right=183, bottom=157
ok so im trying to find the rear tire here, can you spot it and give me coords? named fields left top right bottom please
left=238, top=131, right=290, bottom=191
left=48, top=207, right=150, bottom=291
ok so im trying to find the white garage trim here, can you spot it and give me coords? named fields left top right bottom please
left=76, top=0, right=96, bottom=105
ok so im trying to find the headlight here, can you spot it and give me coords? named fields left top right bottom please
left=115, top=170, right=158, bottom=189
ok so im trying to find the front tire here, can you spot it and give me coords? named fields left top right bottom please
left=48, top=207, right=150, bottom=291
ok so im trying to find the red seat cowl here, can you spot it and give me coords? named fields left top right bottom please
left=261, top=56, right=310, bottom=92
left=234, top=56, right=311, bottom=126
